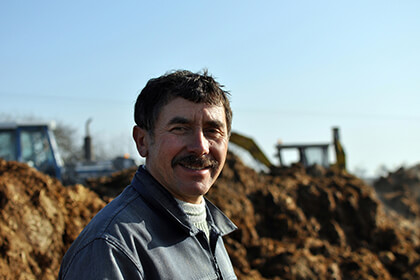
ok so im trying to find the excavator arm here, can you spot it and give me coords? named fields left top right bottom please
left=229, top=132, right=273, bottom=169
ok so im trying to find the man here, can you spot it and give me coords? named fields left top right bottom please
left=59, top=70, right=237, bottom=279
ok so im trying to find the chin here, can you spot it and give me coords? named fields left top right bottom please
left=184, top=182, right=212, bottom=196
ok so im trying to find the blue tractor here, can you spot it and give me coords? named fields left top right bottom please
left=0, top=122, right=64, bottom=180
left=0, top=122, right=137, bottom=184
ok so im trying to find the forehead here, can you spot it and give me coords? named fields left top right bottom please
left=158, top=97, right=226, bottom=126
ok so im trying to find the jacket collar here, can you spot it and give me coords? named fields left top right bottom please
left=131, top=166, right=237, bottom=236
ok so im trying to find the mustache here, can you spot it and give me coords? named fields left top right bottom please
left=172, top=154, right=219, bottom=169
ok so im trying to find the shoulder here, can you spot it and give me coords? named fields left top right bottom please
left=59, top=236, right=144, bottom=279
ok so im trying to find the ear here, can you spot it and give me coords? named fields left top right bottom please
left=132, top=125, right=150, bottom=157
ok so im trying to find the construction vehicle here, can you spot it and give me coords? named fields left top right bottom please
left=275, top=127, right=346, bottom=170
left=0, top=122, right=65, bottom=179
left=229, top=127, right=346, bottom=172
left=0, top=121, right=136, bottom=184
left=64, top=119, right=137, bottom=184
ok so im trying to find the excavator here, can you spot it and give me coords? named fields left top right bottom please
left=229, top=127, right=346, bottom=172
left=0, top=121, right=136, bottom=184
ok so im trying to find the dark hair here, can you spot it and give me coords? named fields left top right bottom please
left=134, top=69, right=232, bottom=135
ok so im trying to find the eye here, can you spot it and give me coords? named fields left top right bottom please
left=205, top=128, right=223, bottom=138
left=170, top=126, right=189, bottom=134
left=206, top=128, right=218, bottom=134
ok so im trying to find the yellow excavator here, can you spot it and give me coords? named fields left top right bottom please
left=229, top=127, right=346, bottom=172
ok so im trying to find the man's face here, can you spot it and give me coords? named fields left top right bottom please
left=138, top=97, right=229, bottom=204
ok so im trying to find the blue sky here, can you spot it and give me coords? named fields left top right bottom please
left=1, top=1, right=419, bottom=177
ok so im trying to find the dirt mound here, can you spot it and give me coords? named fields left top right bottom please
left=85, top=166, right=137, bottom=201
left=206, top=153, right=420, bottom=279
left=373, top=164, right=420, bottom=220
left=1, top=154, right=419, bottom=279
left=0, top=159, right=105, bottom=280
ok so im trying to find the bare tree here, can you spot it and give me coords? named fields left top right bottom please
left=53, top=122, right=83, bottom=164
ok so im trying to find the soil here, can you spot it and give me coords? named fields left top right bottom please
left=0, top=160, right=105, bottom=280
left=373, top=165, right=420, bottom=220
left=0, top=153, right=419, bottom=279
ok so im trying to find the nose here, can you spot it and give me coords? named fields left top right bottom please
left=187, top=129, right=210, bottom=155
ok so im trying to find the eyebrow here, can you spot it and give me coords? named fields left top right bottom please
left=205, top=120, right=225, bottom=129
left=167, top=117, right=225, bottom=129
left=167, top=116, right=190, bottom=126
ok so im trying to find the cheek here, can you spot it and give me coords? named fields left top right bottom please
left=157, top=138, right=183, bottom=159
left=212, top=141, right=228, bottom=163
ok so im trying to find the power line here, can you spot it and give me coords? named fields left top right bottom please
left=1, top=92, right=135, bottom=105
left=234, top=107, right=420, bottom=121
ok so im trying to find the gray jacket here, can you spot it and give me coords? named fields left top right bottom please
left=59, top=166, right=237, bottom=279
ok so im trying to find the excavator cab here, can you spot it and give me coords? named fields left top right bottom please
left=0, top=123, right=64, bottom=179
left=275, top=127, right=346, bottom=170
left=276, top=143, right=330, bottom=168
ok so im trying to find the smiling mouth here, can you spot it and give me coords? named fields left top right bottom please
left=172, top=155, right=218, bottom=171
left=179, top=163, right=211, bottom=171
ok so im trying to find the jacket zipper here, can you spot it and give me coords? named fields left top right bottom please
left=208, top=230, right=223, bottom=279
